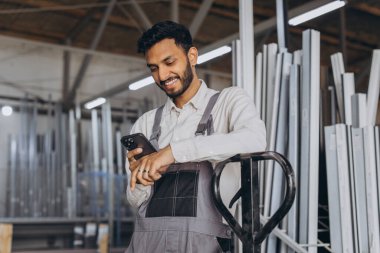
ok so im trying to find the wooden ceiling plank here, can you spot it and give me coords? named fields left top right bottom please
left=3, top=0, right=138, bottom=30
left=352, top=2, right=380, bottom=17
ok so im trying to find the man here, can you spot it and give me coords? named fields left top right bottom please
left=126, top=21, right=266, bottom=252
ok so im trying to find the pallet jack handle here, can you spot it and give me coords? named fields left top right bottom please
left=211, top=151, right=296, bottom=253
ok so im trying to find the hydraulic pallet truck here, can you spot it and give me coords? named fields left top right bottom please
left=212, top=152, right=296, bottom=253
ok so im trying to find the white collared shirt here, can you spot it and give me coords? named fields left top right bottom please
left=126, top=81, right=267, bottom=208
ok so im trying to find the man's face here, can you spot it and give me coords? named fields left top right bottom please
left=145, top=38, right=194, bottom=99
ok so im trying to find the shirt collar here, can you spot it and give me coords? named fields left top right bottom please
left=164, top=79, right=208, bottom=112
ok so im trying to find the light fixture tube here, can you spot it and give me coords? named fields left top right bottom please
left=84, top=97, right=106, bottom=109
left=129, top=76, right=155, bottom=90
left=289, top=0, right=346, bottom=26
left=197, top=45, right=232, bottom=64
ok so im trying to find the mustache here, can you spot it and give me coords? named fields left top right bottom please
left=159, top=76, right=179, bottom=86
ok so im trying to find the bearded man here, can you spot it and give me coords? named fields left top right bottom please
left=125, top=21, right=266, bottom=253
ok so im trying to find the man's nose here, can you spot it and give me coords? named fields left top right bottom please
left=158, top=66, right=169, bottom=81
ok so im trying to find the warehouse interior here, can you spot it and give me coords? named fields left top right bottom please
left=0, top=0, right=379, bottom=252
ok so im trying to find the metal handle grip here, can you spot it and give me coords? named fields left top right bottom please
left=211, top=151, right=296, bottom=246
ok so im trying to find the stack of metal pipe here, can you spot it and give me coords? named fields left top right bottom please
left=7, top=99, right=68, bottom=217
left=251, top=29, right=321, bottom=252
left=324, top=50, right=380, bottom=253
left=5, top=97, right=134, bottom=223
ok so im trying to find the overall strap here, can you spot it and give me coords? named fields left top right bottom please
left=195, top=92, right=220, bottom=136
left=149, top=105, right=164, bottom=149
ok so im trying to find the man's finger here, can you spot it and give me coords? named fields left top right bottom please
left=148, top=167, right=162, bottom=181
left=136, top=167, right=153, bottom=186
left=151, top=172, right=162, bottom=181
left=142, top=168, right=154, bottom=181
left=127, top=148, right=143, bottom=160
left=130, top=168, right=138, bottom=190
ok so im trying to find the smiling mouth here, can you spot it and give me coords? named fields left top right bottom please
left=162, top=77, right=178, bottom=86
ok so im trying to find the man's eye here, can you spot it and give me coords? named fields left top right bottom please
left=166, top=60, right=175, bottom=65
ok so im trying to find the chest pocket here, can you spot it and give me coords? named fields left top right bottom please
left=146, top=170, right=199, bottom=217
left=146, top=92, right=220, bottom=218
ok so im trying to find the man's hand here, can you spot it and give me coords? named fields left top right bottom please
left=128, top=145, right=175, bottom=190
left=127, top=147, right=153, bottom=186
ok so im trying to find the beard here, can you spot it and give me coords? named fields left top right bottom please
left=156, top=58, right=194, bottom=99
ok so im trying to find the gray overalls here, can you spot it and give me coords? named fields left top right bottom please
left=126, top=93, right=232, bottom=253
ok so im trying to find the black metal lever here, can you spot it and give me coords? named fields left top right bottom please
left=211, top=151, right=296, bottom=253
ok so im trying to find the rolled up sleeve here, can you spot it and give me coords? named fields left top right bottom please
left=170, top=87, right=267, bottom=163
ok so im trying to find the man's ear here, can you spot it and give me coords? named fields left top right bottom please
left=187, top=47, right=198, bottom=66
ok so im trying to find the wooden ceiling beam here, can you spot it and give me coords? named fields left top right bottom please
left=2, top=0, right=138, bottom=30
left=351, top=2, right=380, bottom=16
left=180, top=1, right=276, bottom=21
left=0, top=28, right=62, bottom=43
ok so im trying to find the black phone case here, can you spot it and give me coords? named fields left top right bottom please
left=120, top=133, right=157, bottom=160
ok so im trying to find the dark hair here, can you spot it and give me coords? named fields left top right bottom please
left=137, top=21, right=193, bottom=55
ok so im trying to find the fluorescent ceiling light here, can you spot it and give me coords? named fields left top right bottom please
left=84, top=97, right=106, bottom=109
left=129, top=76, right=155, bottom=90
left=289, top=0, right=346, bottom=26
left=197, top=46, right=232, bottom=64
left=1, top=105, right=13, bottom=116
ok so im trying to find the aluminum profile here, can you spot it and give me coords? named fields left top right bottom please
left=267, top=52, right=292, bottom=253
left=376, top=126, right=380, bottom=227
left=299, top=30, right=320, bottom=252
left=263, top=52, right=284, bottom=221
left=265, top=43, right=279, bottom=138
left=255, top=52, right=263, bottom=116
left=330, top=52, right=345, bottom=122
left=351, top=127, right=369, bottom=253
left=324, top=125, right=343, bottom=253
left=342, top=73, right=355, bottom=125
left=261, top=44, right=268, bottom=125
left=335, top=124, right=354, bottom=253
left=287, top=63, right=300, bottom=253
left=366, top=50, right=380, bottom=126
left=68, top=109, right=77, bottom=217
left=239, top=0, right=255, bottom=99
left=351, top=94, right=367, bottom=128
left=363, top=126, right=380, bottom=252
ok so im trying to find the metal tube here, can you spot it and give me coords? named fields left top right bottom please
left=276, top=0, right=289, bottom=49
left=239, top=0, right=255, bottom=99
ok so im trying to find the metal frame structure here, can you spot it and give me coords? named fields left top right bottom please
left=65, top=0, right=117, bottom=106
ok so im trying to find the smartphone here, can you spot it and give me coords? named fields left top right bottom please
left=120, top=133, right=157, bottom=160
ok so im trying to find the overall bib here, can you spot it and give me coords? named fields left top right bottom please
left=126, top=93, right=232, bottom=253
